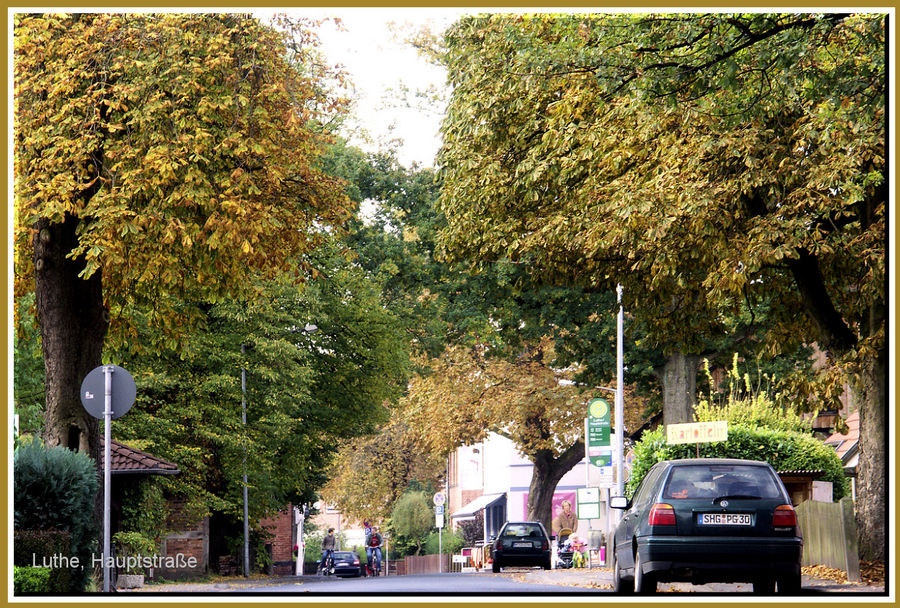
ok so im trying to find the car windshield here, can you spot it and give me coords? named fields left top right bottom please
left=503, top=523, right=544, bottom=538
left=663, top=464, right=783, bottom=500
left=333, top=552, right=354, bottom=559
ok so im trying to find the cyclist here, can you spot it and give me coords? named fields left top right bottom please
left=319, top=527, right=336, bottom=575
left=365, top=526, right=383, bottom=575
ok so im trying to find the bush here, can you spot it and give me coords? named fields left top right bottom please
left=626, top=424, right=849, bottom=500
left=423, top=529, right=466, bottom=555
left=13, top=530, right=71, bottom=592
left=14, top=440, right=99, bottom=592
left=113, top=531, right=157, bottom=575
left=14, top=566, right=51, bottom=594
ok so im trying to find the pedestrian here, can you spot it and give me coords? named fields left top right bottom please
left=319, top=528, right=336, bottom=574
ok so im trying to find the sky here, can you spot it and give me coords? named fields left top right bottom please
left=260, top=8, right=469, bottom=168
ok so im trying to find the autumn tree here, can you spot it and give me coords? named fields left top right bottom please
left=437, top=13, right=885, bottom=558
left=14, top=14, right=352, bottom=467
left=319, top=410, right=445, bottom=524
left=406, top=340, right=601, bottom=533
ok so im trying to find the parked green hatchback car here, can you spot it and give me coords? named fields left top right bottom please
left=610, top=458, right=803, bottom=594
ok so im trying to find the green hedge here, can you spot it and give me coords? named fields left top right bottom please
left=626, top=424, right=849, bottom=500
left=14, top=441, right=99, bottom=592
left=13, top=530, right=72, bottom=592
left=14, top=566, right=52, bottom=594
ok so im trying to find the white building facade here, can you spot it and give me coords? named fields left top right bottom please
left=448, top=432, right=624, bottom=550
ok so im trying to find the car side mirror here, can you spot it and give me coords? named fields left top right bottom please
left=610, top=496, right=628, bottom=509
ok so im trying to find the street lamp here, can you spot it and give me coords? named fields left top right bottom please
left=242, top=343, right=250, bottom=578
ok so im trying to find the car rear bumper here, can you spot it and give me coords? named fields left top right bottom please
left=493, top=551, right=551, bottom=566
left=639, top=536, right=802, bottom=583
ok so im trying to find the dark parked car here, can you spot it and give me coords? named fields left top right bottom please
left=491, top=521, right=552, bottom=572
left=610, top=458, right=803, bottom=594
left=331, top=551, right=363, bottom=578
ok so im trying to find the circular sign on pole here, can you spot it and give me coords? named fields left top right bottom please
left=433, top=492, right=445, bottom=506
left=80, top=365, right=137, bottom=419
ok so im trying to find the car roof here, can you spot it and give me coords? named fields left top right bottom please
left=662, top=458, right=771, bottom=467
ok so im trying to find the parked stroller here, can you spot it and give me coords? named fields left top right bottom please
left=555, top=528, right=574, bottom=569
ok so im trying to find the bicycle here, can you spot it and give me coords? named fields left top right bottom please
left=365, top=547, right=382, bottom=577
left=318, top=551, right=335, bottom=576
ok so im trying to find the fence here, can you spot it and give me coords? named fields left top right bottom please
left=400, top=553, right=450, bottom=575
left=796, top=497, right=860, bottom=582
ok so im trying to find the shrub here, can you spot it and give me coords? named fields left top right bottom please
left=626, top=424, right=849, bottom=499
left=14, top=440, right=99, bottom=592
left=113, top=531, right=157, bottom=575
left=423, top=529, right=466, bottom=555
left=14, top=566, right=51, bottom=594
left=13, top=529, right=71, bottom=592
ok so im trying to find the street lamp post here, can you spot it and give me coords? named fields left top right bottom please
left=242, top=343, right=250, bottom=578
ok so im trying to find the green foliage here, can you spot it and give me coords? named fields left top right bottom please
left=424, top=529, right=466, bottom=555
left=114, top=236, right=408, bottom=528
left=390, top=491, right=434, bottom=555
left=113, top=531, right=157, bottom=574
left=13, top=294, right=44, bottom=436
left=13, top=530, right=71, bottom=592
left=694, top=356, right=815, bottom=433
left=627, top=425, right=848, bottom=500
left=119, top=478, right=170, bottom=542
left=14, top=566, right=51, bottom=594
left=14, top=441, right=98, bottom=591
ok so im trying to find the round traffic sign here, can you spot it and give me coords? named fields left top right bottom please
left=80, top=365, right=137, bottom=420
left=433, top=492, right=445, bottom=506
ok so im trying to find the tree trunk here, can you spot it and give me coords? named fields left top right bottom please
left=855, top=347, right=886, bottom=561
left=34, top=213, right=108, bottom=463
left=655, top=352, right=700, bottom=426
left=525, top=442, right=585, bottom=533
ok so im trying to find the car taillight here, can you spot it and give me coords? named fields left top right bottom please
left=495, top=539, right=503, bottom=551
left=541, top=541, right=549, bottom=551
left=648, top=503, right=676, bottom=526
left=353, top=559, right=359, bottom=565
left=773, top=504, right=797, bottom=527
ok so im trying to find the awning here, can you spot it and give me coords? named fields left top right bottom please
left=450, top=493, right=505, bottom=519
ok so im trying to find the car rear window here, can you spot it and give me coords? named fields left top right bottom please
left=663, top=464, right=783, bottom=499
left=503, top=524, right=544, bottom=538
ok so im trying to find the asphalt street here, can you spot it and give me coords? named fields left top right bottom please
left=125, top=566, right=886, bottom=596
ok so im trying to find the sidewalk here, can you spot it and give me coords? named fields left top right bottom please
left=520, top=565, right=886, bottom=593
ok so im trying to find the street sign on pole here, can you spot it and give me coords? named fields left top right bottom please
left=586, top=398, right=612, bottom=467
left=81, top=365, right=136, bottom=593
left=433, top=492, right=445, bottom=506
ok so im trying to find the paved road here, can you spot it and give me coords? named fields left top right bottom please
left=129, top=566, right=885, bottom=596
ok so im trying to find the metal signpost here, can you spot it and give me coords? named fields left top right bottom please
left=81, top=365, right=137, bottom=593
left=433, top=492, right=445, bottom=573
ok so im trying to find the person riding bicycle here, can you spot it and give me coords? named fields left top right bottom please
left=365, top=526, right=383, bottom=574
left=319, top=528, right=336, bottom=574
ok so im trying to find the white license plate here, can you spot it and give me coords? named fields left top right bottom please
left=699, top=513, right=752, bottom=526
left=513, top=542, right=533, bottom=548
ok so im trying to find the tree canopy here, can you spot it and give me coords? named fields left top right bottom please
left=14, top=13, right=355, bottom=461
left=436, top=12, right=885, bottom=557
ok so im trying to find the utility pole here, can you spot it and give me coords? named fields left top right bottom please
left=614, top=284, right=625, bottom=516
left=242, top=344, right=250, bottom=578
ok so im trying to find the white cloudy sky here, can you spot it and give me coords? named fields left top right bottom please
left=261, top=8, right=469, bottom=168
